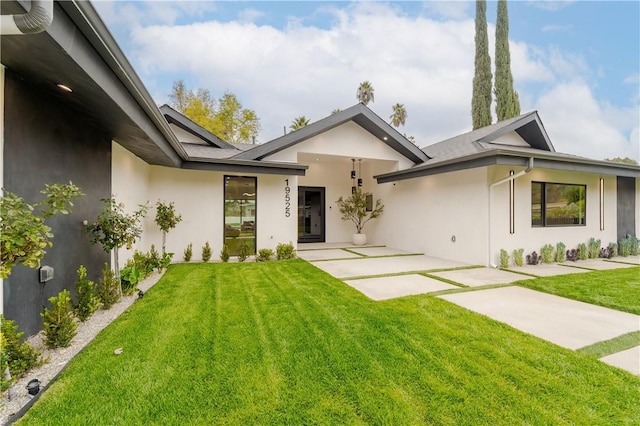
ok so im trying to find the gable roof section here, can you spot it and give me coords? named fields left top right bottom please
left=377, top=111, right=639, bottom=182
left=233, top=103, right=430, bottom=164
left=160, top=104, right=236, bottom=149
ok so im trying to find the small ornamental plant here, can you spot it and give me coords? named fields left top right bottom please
left=97, top=263, right=120, bottom=309
left=336, top=189, right=384, bottom=235
left=578, top=243, right=588, bottom=260
left=555, top=242, right=566, bottom=263
left=220, top=244, right=230, bottom=262
left=526, top=251, right=541, bottom=265
left=74, top=265, right=101, bottom=321
left=512, top=248, right=524, bottom=267
left=41, top=289, right=77, bottom=349
left=202, top=242, right=212, bottom=262
left=256, top=248, right=274, bottom=262
left=587, top=238, right=601, bottom=259
left=154, top=201, right=182, bottom=254
left=184, top=243, right=193, bottom=262
left=540, top=244, right=554, bottom=264
left=1, top=182, right=83, bottom=278
left=238, top=242, right=251, bottom=262
left=85, top=197, right=148, bottom=294
left=276, top=242, right=296, bottom=260
left=1, top=315, right=42, bottom=391
left=499, top=249, right=510, bottom=268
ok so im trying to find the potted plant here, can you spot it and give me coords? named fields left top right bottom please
left=336, top=189, right=384, bottom=245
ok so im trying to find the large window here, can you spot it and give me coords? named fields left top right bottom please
left=532, top=182, right=586, bottom=227
left=224, top=176, right=256, bottom=255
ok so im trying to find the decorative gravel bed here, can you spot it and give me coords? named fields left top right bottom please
left=1, top=271, right=164, bottom=424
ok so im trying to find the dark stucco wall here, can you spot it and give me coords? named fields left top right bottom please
left=617, top=176, right=637, bottom=242
left=3, top=70, right=111, bottom=337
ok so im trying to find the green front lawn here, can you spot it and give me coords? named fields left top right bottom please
left=19, top=261, right=639, bottom=425
left=518, top=267, right=640, bottom=315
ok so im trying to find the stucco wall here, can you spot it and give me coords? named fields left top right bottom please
left=378, top=168, right=490, bottom=265
left=3, top=70, right=111, bottom=336
left=489, top=166, right=619, bottom=266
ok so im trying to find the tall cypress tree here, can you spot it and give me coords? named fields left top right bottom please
left=495, top=0, right=520, bottom=121
left=471, top=0, right=492, bottom=129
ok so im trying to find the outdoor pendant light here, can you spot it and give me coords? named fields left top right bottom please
left=357, top=159, right=363, bottom=187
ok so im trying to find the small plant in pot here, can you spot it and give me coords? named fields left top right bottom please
left=336, top=189, right=384, bottom=246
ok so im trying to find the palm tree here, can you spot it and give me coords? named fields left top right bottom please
left=390, top=103, right=407, bottom=127
left=356, top=81, right=375, bottom=105
left=290, top=116, right=310, bottom=131
left=331, top=108, right=342, bottom=115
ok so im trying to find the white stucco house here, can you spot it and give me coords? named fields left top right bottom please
left=2, top=0, right=639, bottom=334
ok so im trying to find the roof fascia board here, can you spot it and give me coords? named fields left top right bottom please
left=234, top=104, right=429, bottom=164
left=376, top=150, right=640, bottom=182
left=160, top=105, right=236, bottom=149
left=182, top=161, right=307, bottom=176
left=58, top=1, right=185, bottom=165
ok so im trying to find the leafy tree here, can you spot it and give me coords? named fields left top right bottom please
left=336, top=189, right=384, bottom=234
left=169, top=80, right=260, bottom=144
left=356, top=81, right=375, bottom=105
left=85, top=197, right=149, bottom=289
left=495, top=0, right=520, bottom=121
left=0, top=182, right=83, bottom=278
left=390, top=103, right=407, bottom=127
left=472, top=0, right=493, bottom=129
left=605, top=157, right=638, bottom=165
left=290, top=116, right=311, bottom=131
left=154, top=201, right=182, bottom=254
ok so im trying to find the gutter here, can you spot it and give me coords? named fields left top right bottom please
left=1, top=0, right=53, bottom=35
left=487, top=158, right=534, bottom=267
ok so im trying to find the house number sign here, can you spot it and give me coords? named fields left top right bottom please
left=284, top=179, right=291, bottom=217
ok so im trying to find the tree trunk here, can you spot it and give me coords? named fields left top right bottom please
left=113, top=248, right=122, bottom=297
left=162, top=231, right=167, bottom=254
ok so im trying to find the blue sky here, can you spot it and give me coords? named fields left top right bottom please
left=95, top=1, right=639, bottom=161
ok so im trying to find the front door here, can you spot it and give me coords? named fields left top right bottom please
left=298, top=187, right=325, bottom=243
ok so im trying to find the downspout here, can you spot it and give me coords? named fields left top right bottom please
left=487, top=158, right=534, bottom=267
left=1, top=0, right=53, bottom=35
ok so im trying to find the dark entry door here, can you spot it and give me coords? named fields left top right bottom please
left=298, top=187, right=325, bottom=243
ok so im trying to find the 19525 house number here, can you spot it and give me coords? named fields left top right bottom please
left=284, top=179, right=291, bottom=217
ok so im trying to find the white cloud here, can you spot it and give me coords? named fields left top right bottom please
left=237, top=8, right=265, bottom=24
left=421, top=1, right=472, bottom=20
left=109, top=1, right=637, bottom=161
left=527, top=1, right=575, bottom=12
left=535, top=82, right=639, bottom=161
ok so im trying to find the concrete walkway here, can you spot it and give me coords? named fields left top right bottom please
left=300, top=244, right=640, bottom=375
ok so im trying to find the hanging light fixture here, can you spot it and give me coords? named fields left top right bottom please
left=357, top=159, right=363, bottom=187
left=350, top=158, right=356, bottom=179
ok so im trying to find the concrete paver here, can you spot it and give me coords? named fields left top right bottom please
left=560, top=259, right=640, bottom=270
left=507, top=264, right=590, bottom=277
left=345, top=274, right=459, bottom=300
left=297, top=249, right=361, bottom=261
left=431, top=268, right=532, bottom=287
left=312, top=255, right=468, bottom=279
left=348, top=247, right=415, bottom=257
left=439, top=286, right=640, bottom=350
left=609, top=255, right=640, bottom=265
left=600, top=346, right=640, bottom=375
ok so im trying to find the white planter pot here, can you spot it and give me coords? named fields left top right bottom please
left=352, top=233, right=367, bottom=246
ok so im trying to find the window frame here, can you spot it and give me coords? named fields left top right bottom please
left=531, top=181, right=586, bottom=228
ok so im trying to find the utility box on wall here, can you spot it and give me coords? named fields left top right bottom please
left=39, top=266, right=54, bottom=283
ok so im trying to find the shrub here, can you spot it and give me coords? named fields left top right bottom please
left=74, top=265, right=101, bottom=321
left=276, top=242, right=296, bottom=260
left=238, top=242, right=251, bottom=262
left=220, top=244, right=230, bottom=262
left=599, top=247, right=615, bottom=259
left=202, top=242, right=212, bottom=262
left=555, top=242, right=566, bottom=263
left=148, top=244, right=161, bottom=271
left=608, top=242, right=618, bottom=258
left=512, top=248, right=524, bottom=267
left=1, top=315, right=42, bottom=391
left=159, top=252, right=173, bottom=272
left=540, top=244, right=554, bottom=264
left=619, top=235, right=639, bottom=257
left=183, top=243, right=193, bottom=262
left=499, top=249, right=510, bottom=268
left=526, top=251, right=541, bottom=265
left=587, top=238, right=601, bottom=259
left=566, top=249, right=579, bottom=262
left=578, top=243, right=588, bottom=260
left=97, top=263, right=120, bottom=309
left=256, top=248, right=274, bottom=262
left=120, top=261, right=142, bottom=296
left=631, top=237, right=639, bottom=256
left=132, top=250, right=154, bottom=276
left=41, top=289, right=77, bottom=349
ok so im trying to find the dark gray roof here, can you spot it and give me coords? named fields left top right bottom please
left=233, top=103, right=430, bottom=164
left=181, top=144, right=240, bottom=160
left=160, top=104, right=236, bottom=150
left=377, top=112, right=640, bottom=182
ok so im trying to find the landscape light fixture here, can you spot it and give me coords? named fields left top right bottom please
left=56, top=83, right=72, bottom=93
